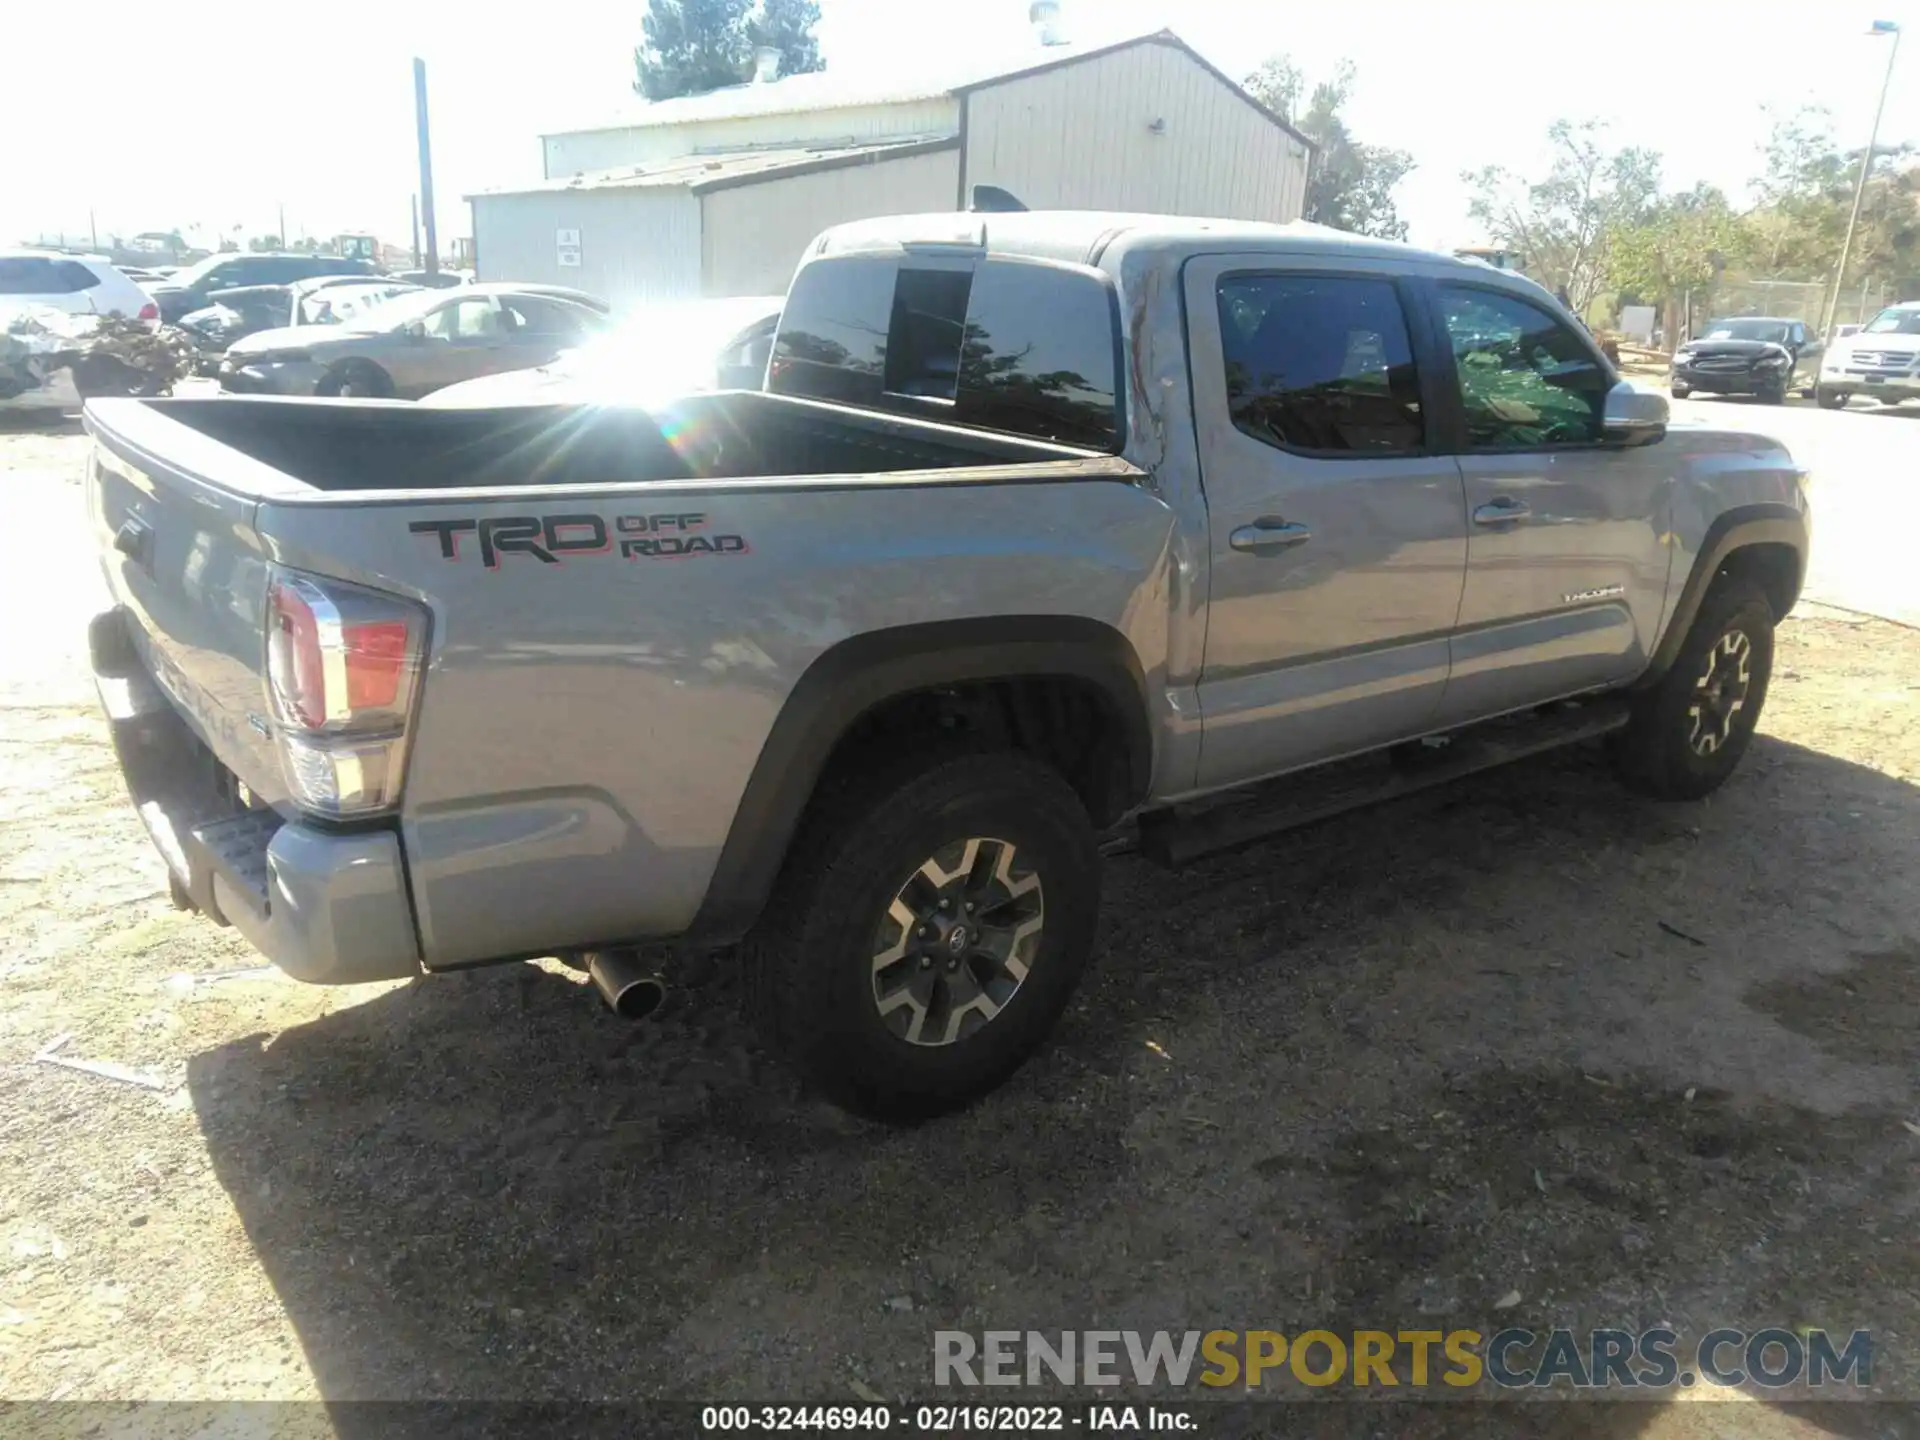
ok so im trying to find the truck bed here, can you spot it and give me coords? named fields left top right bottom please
left=83, top=384, right=1162, bottom=973
left=131, top=390, right=1077, bottom=493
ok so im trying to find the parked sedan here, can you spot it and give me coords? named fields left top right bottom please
left=1670, top=316, right=1821, bottom=403
left=219, top=284, right=612, bottom=399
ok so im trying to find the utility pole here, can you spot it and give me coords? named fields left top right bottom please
left=1822, top=21, right=1902, bottom=337
left=411, top=195, right=422, bottom=270
left=278, top=202, right=287, bottom=249
left=413, top=58, right=439, bottom=277
left=89, top=210, right=98, bottom=251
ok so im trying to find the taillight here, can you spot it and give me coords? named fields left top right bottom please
left=265, top=570, right=428, bottom=818
left=137, top=302, right=159, bottom=322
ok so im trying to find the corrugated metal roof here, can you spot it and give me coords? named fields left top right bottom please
left=468, top=137, right=958, bottom=200
left=544, top=28, right=1308, bottom=144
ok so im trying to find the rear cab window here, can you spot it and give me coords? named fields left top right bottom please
left=769, top=253, right=1123, bottom=451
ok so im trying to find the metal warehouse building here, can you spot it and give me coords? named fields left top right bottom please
left=468, top=29, right=1313, bottom=310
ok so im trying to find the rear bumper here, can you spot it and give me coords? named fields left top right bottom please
left=90, top=608, right=421, bottom=985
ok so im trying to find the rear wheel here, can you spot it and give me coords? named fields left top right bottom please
left=321, top=360, right=391, bottom=399
left=1670, top=382, right=1691, bottom=399
left=742, top=750, right=1101, bottom=1119
left=1612, top=576, right=1774, bottom=801
left=1817, top=388, right=1850, bottom=410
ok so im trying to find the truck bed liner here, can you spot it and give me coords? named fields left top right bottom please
left=135, top=390, right=1074, bottom=493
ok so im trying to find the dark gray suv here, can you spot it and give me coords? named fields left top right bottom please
left=147, top=253, right=379, bottom=325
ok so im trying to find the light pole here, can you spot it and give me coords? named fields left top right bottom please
left=1822, top=20, right=1902, bottom=337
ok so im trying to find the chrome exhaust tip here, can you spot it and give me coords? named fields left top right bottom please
left=585, top=950, right=667, bottom=1021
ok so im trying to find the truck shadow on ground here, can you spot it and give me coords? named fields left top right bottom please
left=0, top=413, right=82, bottom=435
left=187, top=734, right=1920, bottom=1435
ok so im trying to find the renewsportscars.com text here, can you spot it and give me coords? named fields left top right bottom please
left=933, top=1328, right=1873, bottom=1391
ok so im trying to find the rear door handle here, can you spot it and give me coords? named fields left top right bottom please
left=1229, top=517, right=1313, bottom=554
left=1472, top=497, right=1531, bottom=526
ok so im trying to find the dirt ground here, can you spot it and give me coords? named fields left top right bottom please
left=1, top=421, right=1916, bottom=1432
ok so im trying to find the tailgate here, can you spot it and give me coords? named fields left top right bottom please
left=86, top=406, right=287, bottom=806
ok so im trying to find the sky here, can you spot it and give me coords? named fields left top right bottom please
left=7, top=0, right=1916, bottom=257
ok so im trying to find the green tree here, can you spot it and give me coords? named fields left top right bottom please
left=1463, top=119, right=1662, bottom=314
left=1244, top=57, right=1414, bottom=240
left=1743, top=103, right=1920, bottom=292
left=750, top=0, right=824, bottom=78
left=1606, top=184, right=1741, bottom=339
left=635, top=0, right=751, bottom=100
left=1608, top=184, right=1739, bottom=299
left=633, top=0, right=823, bottom=101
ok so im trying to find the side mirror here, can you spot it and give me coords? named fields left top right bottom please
left=1602, top=380, right=1668, bottom=446
left=404, top=320, right=428, bottom=341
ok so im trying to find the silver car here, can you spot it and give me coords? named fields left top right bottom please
left=219, top=283, right=612, bottom=399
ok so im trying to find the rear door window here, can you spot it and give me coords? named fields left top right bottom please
left=506, top=297, right=596, bottom=340
left=771, top=254, right=1121, bottom=450
left=205, top=260, right=260, bottom=289
left=427, top=297, right=503, bottom=339
left=1216, top=273, right=1426, bottom=455
left=0, top=257, right=80, bottom=295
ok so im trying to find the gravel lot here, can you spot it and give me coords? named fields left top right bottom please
left=1, top=416, right=1916, bottom=1433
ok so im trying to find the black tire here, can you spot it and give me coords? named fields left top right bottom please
left=742, top=750, right=1100, bottom=1119
left=1612, top=576, right=1774, bottom=801
left=322, top=359, right=392, bottom=399
left=1758, top=378, right=1788, bottom=405
left=1817, top=388, right=1849, bottom=410
left=1669, top=383, right=1691, bottom=399
left=71, top=354, right=138, bottom=400
left=1799, top=384, right=1817, bottom=400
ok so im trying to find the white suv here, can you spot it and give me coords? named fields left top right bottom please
left=1819, top=301, right=1920, bottom=409
left=0, top=251, right=158, bottom=322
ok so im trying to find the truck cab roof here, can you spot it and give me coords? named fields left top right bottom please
left=808, top=209, right=1500, bottom=281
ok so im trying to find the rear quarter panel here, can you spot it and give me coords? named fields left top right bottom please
left=256, top=472, right=1179, bottom=967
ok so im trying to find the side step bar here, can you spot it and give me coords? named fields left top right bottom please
left=1136, top=698, right=1633, bottom=867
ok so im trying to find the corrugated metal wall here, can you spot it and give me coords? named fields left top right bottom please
left=543, top=100, right=960, bottom=177
left=700, top=148, right=961, bottom=297
left=963, top=41, right=1309, bottom=221
left=470, top=187, right=702, bottom=311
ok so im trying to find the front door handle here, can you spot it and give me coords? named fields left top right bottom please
left=1472, top=497, right=1531, bottom=527
left=1229, top=517, right=1313, bottom=554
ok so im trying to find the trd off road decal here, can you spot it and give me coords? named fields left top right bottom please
left=409, top=513, right=749, bottom=569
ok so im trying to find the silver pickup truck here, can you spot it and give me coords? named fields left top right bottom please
left=85, top=210, right=1810, bottom=1117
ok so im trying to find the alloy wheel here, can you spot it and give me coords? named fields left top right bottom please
left=1687, top=629, right=1753, bottom=756
left=869, top=837, right=1045, bottom=1047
